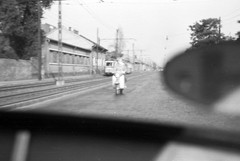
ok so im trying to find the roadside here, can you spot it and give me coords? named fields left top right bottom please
left=0, top=72, right=146, bottom=109
left=0, top=71, right=143, bottom=87
left=0, top=74, right=105, bottom=87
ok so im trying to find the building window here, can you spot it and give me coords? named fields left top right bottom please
left=80, top=56, right=83, bottom=64
left=87, top=57, right=90, bottom=65
left=62, top=53, right=65, bottom=63
left=73, top=55, right=76, bottom=64
left=69, top=54, right=72, bottom=64
left=67, top=54, right=70, bottom=64
left=52, top=51, right=58, bottom=63
left=77, top=56, right=80, bottom=64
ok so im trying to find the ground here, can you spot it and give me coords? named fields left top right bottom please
left=16, top=72, right=240, bottom=133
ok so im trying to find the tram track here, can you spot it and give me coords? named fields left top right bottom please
left=0, top=77, right=109, bottom=97
left=0, top=78, right=109, bottom=108
left=0, top=76, right=105, bottom=92
left=0, top=72, right=150, bottom=109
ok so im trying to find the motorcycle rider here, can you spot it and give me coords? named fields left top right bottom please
left=112, top=58, right=127, bottom=88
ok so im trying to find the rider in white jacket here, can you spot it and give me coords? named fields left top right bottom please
left=112, top=58, right=127, bottom=88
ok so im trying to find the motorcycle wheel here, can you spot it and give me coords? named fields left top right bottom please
left=115, top=87, right=119, bottom=95
left=120, top=89, right=123, bottom=94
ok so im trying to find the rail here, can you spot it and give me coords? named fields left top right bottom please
left=0, top=72, right=150, bottom=109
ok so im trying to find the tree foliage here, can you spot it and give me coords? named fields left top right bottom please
left=0, top=0, right=53, bottom=59
left=106, top=27, right=125, bottom=60
left=236, top=20, right=240, bottom=42
left=116, top=26, right=125, bottom=54
left=189, top=18, right=222, bottom=48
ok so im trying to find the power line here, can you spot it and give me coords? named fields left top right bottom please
left=47, top=0, right=116, bottom=34
left=222, top=20, right=239, bottom=25
left=222, top=7, right=240, bottom=18
left=222, top=13, right=240, bottom=22
left=44, top=12, right=98, bottom=32
left=96, top=0, right=230, bottom=5
left=73, top=0, right=115, bottom=31
left=43, top=13, right=97, bottom=42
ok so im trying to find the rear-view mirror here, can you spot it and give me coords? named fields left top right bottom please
left=163, top=42, right=240, bottom=111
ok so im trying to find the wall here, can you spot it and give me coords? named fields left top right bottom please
left=43, top=40, right=91, bottom=78
left=91, top=50, right=106, bottom=74
left=0, top=58, right=38, bottom=81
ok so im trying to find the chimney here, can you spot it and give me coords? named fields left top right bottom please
left=73, top=29, right=79, bottom=35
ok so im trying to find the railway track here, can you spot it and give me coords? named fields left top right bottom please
left=0, top=77, right=110, bottom=109
left=0, top=73, right=149, bottom=109
left=0, top=76, right=105, bottom=92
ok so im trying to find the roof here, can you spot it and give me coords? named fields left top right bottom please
left=80, top=35, right=108, bottom=52
left=46, top=28, right=94, bottom=51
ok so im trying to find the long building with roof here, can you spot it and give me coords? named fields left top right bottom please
left=41, top=24, right=107, bottom=78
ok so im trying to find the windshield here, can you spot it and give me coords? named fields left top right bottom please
left=1, top=0, right=240, bottom=132
left=106, top=62, right=114, bottom=67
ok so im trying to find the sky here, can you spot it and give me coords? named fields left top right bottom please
left=42, top=0, right=240, bottom=67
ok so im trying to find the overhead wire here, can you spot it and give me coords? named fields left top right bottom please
left=46, top=0, right=239, bottom=46
left=44, top=11, right=98, bottom=32
left=47, top=0, right=116, bottom=35
left=222, top=7, right=240, bottom=18
left=94, top=0, right=230, bottom=5
left=73, top=0, right=116, bottom=32
left=43, top=12, right=96, bottom=39
left=222, top=13, right=240, bottom=23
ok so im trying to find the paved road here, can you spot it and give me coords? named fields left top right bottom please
left=16, top=71, right=240, bottom=133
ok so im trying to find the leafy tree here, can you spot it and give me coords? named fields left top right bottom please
left=116, top=27, right=125, bottom=54
left=236, top=20, right=240, bottom=42
left=189, top=18, right=222, bottom=49
left=0, top=0, right=53, bottom=59
left=236, top=31, right=240, bottom=42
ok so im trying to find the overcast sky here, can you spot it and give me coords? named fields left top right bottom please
left=42, top=0, right=240, bottom=67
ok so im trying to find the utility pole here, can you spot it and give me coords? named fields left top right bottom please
left=163, top=35, right=168, bottom=67
left=96, top=28, right=99, bottom=74
left=140, top=50, right=147, bottom=71
left=37, top=1, right=42, bottom=81
left=140, top=50, right=143, bottom=71
left=132, top=43, right=135, bottom=71
left=100, top=36, right=136, bottom=60
left=218, top=17, right=221, bottom=43
left=57, top=0, right=64, bottom=85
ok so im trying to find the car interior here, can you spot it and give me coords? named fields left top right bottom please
left=1, top=42, right=240, bottom=161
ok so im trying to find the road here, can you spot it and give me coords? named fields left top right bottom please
left=15, top=71, right=240, bottom=133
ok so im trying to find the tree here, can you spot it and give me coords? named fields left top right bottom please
left=0, top=0, right=53, bottom=59
left=189, top=18, right=222, bottom=49
left=112, top=27, right=125, bottom=59
left=236, top=20, right=240, bottom=42
left=236, top=31, right=240, bottom=42
left=116, top=27, right=125, bottom=54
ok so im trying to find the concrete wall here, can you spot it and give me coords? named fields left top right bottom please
left=91, top=50, right=106, bottom=74
left=47, top=63, right=90, bottom=78
left=42, top=40, right=92, bottom=78
left=0, top=58, right=38, bottom=81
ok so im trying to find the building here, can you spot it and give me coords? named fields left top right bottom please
left=41, top=24, right=107, bottom=78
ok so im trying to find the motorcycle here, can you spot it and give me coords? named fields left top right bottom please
left=113, top=72, right=125, bottom=95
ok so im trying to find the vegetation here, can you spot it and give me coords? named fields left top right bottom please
left=0, top=0, right=53, bottom=59
left=189, top=18, right=222, bottom=48
left=106, top=27, right=125, bottom=60
left=188, top=18, right=239, bottom=50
